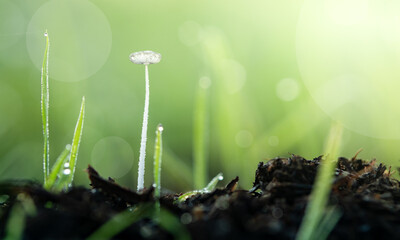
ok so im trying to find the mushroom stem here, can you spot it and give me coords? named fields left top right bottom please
left=137, top=64, right=150, bottom=191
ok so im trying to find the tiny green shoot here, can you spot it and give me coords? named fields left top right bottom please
left=193, top=77, right=210, bottom=189
left=153, top=124, right=164, bottom=199
left=129, top=50, right=162, bottom=191
left=41, top=30, right=50, bottom=185
left=177, top=172, right=223, bottom=202
left=296, top=122, right=343, bottom=240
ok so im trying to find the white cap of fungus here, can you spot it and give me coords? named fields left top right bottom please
left=129, top=50, right=161, bottom=65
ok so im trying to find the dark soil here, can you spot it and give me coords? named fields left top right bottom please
left=1, top=155, right=400, bottom=239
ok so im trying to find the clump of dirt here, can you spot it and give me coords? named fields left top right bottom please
left=1, top=155, right=400, bottom=239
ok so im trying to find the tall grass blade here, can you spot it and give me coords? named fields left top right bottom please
left=153, top=124, right=164, bottom=199
left=44, top=144, right=71, bottom=190
left=193, top=78, right=209, bottom=189
left=67, top=96, right=85, bottom=185
left=296, top=122, right=343, bottom=240
left=41, top=30, right=50, bottom=184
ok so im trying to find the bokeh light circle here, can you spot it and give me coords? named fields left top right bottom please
left=296, top=0, right=400, bottom=139
left=91, top=136, right=134, bottom=178
left=276, top=78, right=300, bottom=102
left=26, top=0, right=112, bottom=82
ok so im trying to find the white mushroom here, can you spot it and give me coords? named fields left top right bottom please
left=130, top=50, right=161, bottom=191
left=129, top=51, right=161, bottom=65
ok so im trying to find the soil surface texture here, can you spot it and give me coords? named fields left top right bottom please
left=1, top=155, right=400, bottom=240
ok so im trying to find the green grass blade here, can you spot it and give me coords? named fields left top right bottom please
left=67, top=97, right=85, bottom=186
left=44, top=144, right=71, bottom=190
left=153, top=124, right=164, bottom=199
left=86, top=204, right=153, bottom=240
left=296, top=122, right=343, bottom=240
left=159, top=208, right=191, bottom=240
left=41, top=30, right=50, bottom=184
left=193, top=78, right=209, bottom=189
left=4, top=203, right=25, bottom=240
left=314, top=206, right=342, bottom=240
left=4, top=194, right=37, bottom=240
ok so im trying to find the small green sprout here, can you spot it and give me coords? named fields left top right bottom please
left=39, top=31, right=86, bottom=191
left=177, top=172, right=223, bottom=202
left=153, top=124, right=164, bottom=199
left=153, top=124, right=164, bottom=219
left=129, top=50, right=162, bottom=191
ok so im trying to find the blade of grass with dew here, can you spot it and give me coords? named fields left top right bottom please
left=177, top=172, right=223, bottom=203
left=44, top=144, right=71, bottom=190
left=41, top=30, right=50, bottom=185
left=296, top=122, right=343, bottom=240
left=193, top=77, right=209, bottom=189
left=86, top=204, right=154, bottom=240
left=55, top=97, right=85, bottom=190
left=67, top=96, right=85, bottom=184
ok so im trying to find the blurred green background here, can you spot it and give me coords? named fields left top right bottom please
left=2, top=0, right=400, bottom=191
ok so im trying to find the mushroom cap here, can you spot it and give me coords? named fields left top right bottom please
left=129, top=51, right=161, bottom=65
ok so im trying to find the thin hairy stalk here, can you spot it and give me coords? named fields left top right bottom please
left=137, top=64, right=150, bottom=191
